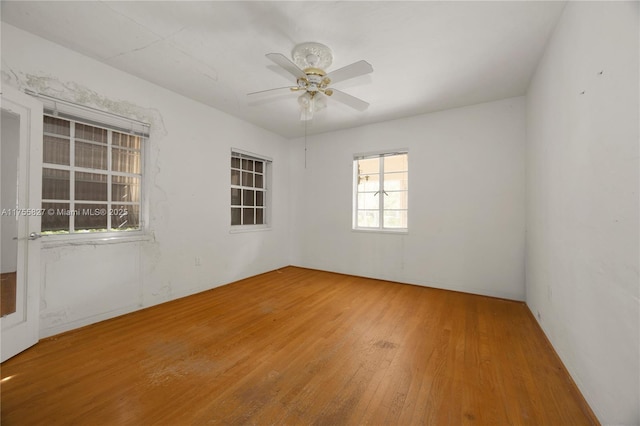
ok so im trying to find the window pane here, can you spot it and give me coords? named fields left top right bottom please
left=41, top=202, right=69, bottom=232
left=112, top=132, right=141, bottom=150
left=75, top=172, right=107, bottom=201
left=384, top=172, right=408, bottom=191
left=384, top=154, right=408, bottom=173
left=75, top=123, right=106, bottom=144
left=42, top=168, right=70, bottom=200
left=242, top=172, right=254, bottom=187
left=112, top=148, right=141, bottom=174
left=231, top=208, right=241, bottom=225
left=243, top=190, right=254, bottom=206
left=357, top=210, right=379, bottom=228
left=357, top=173, right=379, bottom=192
left=354, top=153, right=408, bottom=231
left=76, top=141, right=107, bottom=170
left=44, top=116, right=70, bottom=136
left=255, top=174, right=263, bottom=189
left=111, top=205, right=139, bottom=231
left=242, top=159, right=253, bottom=171
left=43, top=136, right=70, bottom=165
left=383, top=210, right=408, bottom=229
left=384, top=191, right=408, bottom=210
left=231, top=169, right=240, bottom=185
left=357, top=158, right=379, bottom=174
left=112, top=176, right=140, bottom=203
left=243, top=208, right=255, bottom=225
left=231, top=153, right=268, bottom=227
left=74, top=204, right=108, bottom=231
left=358, top=192, right=378, bottom=210
left=231, top=188, right=241, bottom=206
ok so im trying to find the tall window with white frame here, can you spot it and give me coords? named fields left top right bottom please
left=41, top=114, right=145, bottom=234
left=230, top=151, right=269, bottom=227
left=354, top=152, right=408, bottom=231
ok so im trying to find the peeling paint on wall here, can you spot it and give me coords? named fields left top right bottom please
left=3, top=66, right=169, bottom=235
left=3, top=68, right=167, bottom=137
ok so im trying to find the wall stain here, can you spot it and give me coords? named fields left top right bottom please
left=3, top=67, right=170, bottom=310
left=2, top=67, right=167, bottom=137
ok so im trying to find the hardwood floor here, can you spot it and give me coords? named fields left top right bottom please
left=1, top=267, right=597, bottom=425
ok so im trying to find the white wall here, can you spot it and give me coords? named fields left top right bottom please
left=1, top=24, right=291, bottom=337
left=290, top=97, right=526, bottom=300
left=526, top=2, right=639, bottom=425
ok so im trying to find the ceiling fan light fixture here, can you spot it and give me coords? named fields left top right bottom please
left=298, top=92, right=314, bottom=121
left=251, top=43, right=373, bottom=120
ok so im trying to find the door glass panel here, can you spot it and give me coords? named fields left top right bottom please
left=74, top=203, right=108, bottom=231
left=42, top=202, right=70, bottom=233
left=75, top=141, right=107, bottom=170
left=43, top=136, right=70, bottom=165
left=111, top=205, right=139, bottom=231
left=112, top=176, right=140, bottom=203
left=112, top=148, right=140, bottom=174
left=75, top=172, right=107, bottom=201
left=42, top=168, right=70, bottom=200
left=1, top=110, right=20, bottom=316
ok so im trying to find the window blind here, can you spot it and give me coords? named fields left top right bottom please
left=26, top=90, right=150, bottom=137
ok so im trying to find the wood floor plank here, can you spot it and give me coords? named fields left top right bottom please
left=1, top=267, right=599, bottom=425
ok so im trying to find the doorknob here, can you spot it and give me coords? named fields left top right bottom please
left=12, top=232, right=42, bottom=241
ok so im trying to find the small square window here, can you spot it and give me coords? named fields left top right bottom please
left=231, top=150, right=270, bottom=228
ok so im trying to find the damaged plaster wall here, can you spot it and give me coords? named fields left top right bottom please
left=2, top=24, right=291, bottom=337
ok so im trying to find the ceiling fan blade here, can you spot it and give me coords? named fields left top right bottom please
left=266, top=53, right=307, bottom=80
left=247, top=86, right=297, bottom=97
left=327, top=89, right=369, bottom=111
left=326, top=60, right=373, bottom=84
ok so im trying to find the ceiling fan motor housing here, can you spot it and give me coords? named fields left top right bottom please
left=298, top=73, right=331, bottom=94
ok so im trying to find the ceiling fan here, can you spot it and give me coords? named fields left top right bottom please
left=248, top=42, right=373, bottom=121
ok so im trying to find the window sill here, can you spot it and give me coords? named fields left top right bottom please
left=41, top=231, right=154, bottom=248
left=352, top=228, right=408, bottom=235
left=229, top=225, right=271, bottom=234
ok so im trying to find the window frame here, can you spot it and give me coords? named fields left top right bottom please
left=230, top=148, right=271, bottom=232
left=36, top=97, right=149, bottom=244
left=353, top=150, right=409, bottom=233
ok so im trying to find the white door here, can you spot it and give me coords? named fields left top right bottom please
left=1, top=86, right=43, bottom=362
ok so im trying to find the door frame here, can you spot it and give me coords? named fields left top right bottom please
left=1, top=85, right=43, bottom=362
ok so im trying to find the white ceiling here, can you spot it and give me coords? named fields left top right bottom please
left=1, top=1, right=565, bottom=139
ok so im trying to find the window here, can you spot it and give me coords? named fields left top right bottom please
left=231, top=150, right=270, bottom=227
left=354, top=151, right=408, bottom=231
left=41, top=112, right=147, bottom=235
